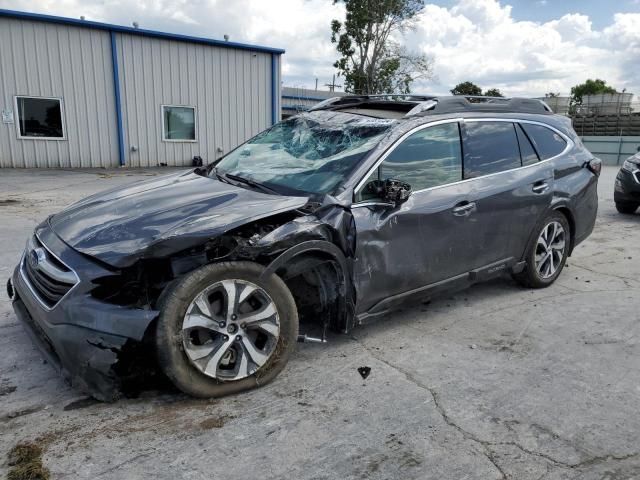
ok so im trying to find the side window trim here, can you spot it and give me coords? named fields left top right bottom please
left=458, top=121, right=466, bottom=180
left=462, top=118, right=573, bottom=166
left=460, top=120, right=522, bottom=179
left=517, top=122, right=541, bottom=160
left=351, top=117, right=573, bottom=205
left=513, top=122, right=540, bottom=165
left=352, top=118, right=463, bottom=202
left=519, top=122, right=568, bottom=160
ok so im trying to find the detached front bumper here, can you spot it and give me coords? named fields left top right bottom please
left=8, top=223, right=159, bottom=401
left=614, top=168, right=640, bottom=204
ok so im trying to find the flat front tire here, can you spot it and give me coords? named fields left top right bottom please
left=514, top=211, right=570, bottom=289
left=155, top=261, right=298, bottom=398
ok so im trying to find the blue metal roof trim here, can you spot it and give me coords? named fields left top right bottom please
left=271, top=55, right=278, bottom=125
left=0, top=9, right=285, bottom=54
left=109, top=32, right=126, bottom=166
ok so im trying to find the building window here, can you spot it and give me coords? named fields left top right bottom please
left=15, top=96, right=65, bottom=140
left=162, top=105, right=196, bottom=142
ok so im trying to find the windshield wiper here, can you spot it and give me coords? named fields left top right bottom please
left=210, top=167, right=233, bottom=185
left=223, top=173, right=280, bottom=195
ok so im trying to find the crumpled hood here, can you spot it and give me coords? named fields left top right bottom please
left=49, top=170, right=309, bottom=267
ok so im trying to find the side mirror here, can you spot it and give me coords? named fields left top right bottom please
left=361, top=178, right=412, bottom=206
left=383, top=179, right=412, bottom=205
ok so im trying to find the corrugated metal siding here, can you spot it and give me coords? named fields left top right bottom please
left=115, top=33, right=273, bottom=167
left=0, top=17, right=119, bottom=168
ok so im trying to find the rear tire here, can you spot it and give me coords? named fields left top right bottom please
left=513, top=211, right=570, bottom=289
left=615, top=202, right=638, bottom=214
left=155, top=261, right=298, bottom=398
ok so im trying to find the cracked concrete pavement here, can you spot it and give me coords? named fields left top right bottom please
left=0, top=166, right=638, bottom=479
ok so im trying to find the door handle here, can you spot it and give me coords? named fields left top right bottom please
left=532, top=181, right=549, bottom=194
left=452, top=201, right=476, bottom=216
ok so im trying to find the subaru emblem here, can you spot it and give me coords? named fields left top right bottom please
left=29, top=248, right=46, bottom=268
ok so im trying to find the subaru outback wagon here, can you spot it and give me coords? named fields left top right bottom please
left=8, top=95, right=600, bottom=401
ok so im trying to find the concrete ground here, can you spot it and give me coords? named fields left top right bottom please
left=0, top=166, right=638, bottom=480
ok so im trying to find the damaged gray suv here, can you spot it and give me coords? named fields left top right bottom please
left=8, top=95, right=600, bottom=401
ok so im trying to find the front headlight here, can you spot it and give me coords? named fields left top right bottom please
left=622, top=159, right=639, bottom=173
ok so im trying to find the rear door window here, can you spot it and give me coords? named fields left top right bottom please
left=462, top=122, right=521, bottom=179
left=520, top=123, right=567, bottom=160
left=516, top=124, right=539, bottom=166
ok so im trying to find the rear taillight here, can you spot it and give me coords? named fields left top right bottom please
left=587, top=158, right=602, bottom=177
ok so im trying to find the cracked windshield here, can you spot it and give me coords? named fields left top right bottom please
left=214, top=111, right=396, bottom=195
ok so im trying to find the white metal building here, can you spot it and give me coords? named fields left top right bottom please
left=281, top=87, right=346, bottom=119
left=0, top=9, right=283, bottom=168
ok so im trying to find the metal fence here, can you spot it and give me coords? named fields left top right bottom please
left=581, top=136, right=640, bottom=165
left=572, top=115, right=640, bottom=136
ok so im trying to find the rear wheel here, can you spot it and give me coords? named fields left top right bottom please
left=513, top=211, right=570, bottom=288
left=615, top=202, right=638, bottom=214
left=156, top=261, right=298, bottom=398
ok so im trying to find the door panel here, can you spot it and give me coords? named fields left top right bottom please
left=463, top=162, right=554, bottom=269
left=460, top=120, right=553, bottom=267
left=352, top=180, right=477, bottom=315
left=352, top=121, right=471, bottom=314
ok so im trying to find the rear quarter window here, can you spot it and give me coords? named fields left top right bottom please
left=521, top=123, right=567, bottom=160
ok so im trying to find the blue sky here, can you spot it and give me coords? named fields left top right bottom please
left=1, top=0, right=639, bottom=97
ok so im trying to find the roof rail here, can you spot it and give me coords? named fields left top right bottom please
left=309, top=94, right=553, bottom=116
left=416, top=96, right=554, bottom=115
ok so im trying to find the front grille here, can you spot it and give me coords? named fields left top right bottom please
left=21, top=235, right=78, bottom=309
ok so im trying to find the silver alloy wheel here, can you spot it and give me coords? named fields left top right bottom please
left=182, top=279, right=280, bottom=381
left=534, top=220, right=566, bottom=279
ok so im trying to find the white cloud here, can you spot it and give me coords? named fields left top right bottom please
left=0, top=0, right=638, bottom=96
left=408, top=1, right=635, bottom=96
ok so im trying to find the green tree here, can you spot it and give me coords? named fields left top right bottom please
left=483, top=88, right=503, bottom=97
left=450, top=81, right=482, bottom=96
left=330, top=0, right=434, bottom=94
left=545, top=92, right=560, bottom=98
left=570, top=79, right=617, bottom=105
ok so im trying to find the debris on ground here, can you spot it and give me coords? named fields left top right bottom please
left=0, top=384, right=17, bottom=396
left=199, top=415, right=234, bottom=429
left=6, top=441, right=50, bottom=480
left=358, top=366, right=371, bottom=379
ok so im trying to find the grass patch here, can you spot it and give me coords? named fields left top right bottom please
left=6, top=442, right=50, bottom=480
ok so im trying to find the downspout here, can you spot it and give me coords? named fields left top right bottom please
left=110, top=31, right=126, bottom=166
left=271, top=53, right=278, bottom=125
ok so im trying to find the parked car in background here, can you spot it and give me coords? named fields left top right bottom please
left=614, top=152, right=640, bottom=214
left=8, top=95, right=600, bottom=401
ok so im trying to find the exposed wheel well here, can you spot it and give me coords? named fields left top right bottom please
left=273, top=251, right=350, bottom=334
